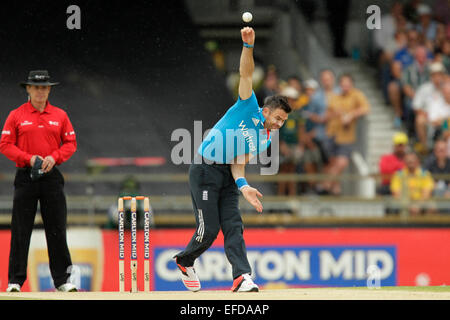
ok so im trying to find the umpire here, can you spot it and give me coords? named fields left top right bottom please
left=0, top=70, right=77, bottom=292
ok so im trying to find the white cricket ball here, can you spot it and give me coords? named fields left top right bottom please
left=242, top=12, right=253, bottom=23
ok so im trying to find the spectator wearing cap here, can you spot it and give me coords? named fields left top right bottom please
left=280, top=86, right=300, bottom=104
left=424, top=139, right=450, bottom=199
left=319, top=74, right=370, bottom=195
left=378, top=132, right=408, bottom=195
left=415, top=4, right=439, bottom=42
left=286, top=75, right=309, bottom=110
left=390, top=152, right=435, bottom=216
left=299, top=78, right=321, bottom=137
left=278, top=86, right=303, bottom=195
left=306, top=69, right=340, bottom=165
left=426, top=77, right=450, bottom=144
left=297, top=79, right=324, bottom=193
left=403, top=0, right=421, bottom=25
left=303, top=79, right=319, bottom=96
left=412, top=62, right=447, bottom=154
left=295, top=79, right=319, bottom=117
left=296, top=79, right=319, bottom=118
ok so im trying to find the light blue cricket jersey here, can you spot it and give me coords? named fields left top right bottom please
left=198, top=91, right=271, bottom=164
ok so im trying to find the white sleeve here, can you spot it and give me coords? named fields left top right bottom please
left=428, top=98, right=450, bottom=123
left=412, top=84, right=427, bottom=111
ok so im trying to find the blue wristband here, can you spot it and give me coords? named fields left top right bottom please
left=236, top=177, right=249, bottom=190
left=243, top=42, right=254, bottom=48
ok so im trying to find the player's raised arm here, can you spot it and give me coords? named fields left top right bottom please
left=238, top=27, right=255, bottom=100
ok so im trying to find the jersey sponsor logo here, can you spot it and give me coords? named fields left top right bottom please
left=65, top=131, right=75, bottom=136
left=238, top=120, right=256, bottom=152
left=20, top=120, right=33, bottom=126
left=1, top=130, right=10, bottom=135
left=48, top=121, right=59, bottom=126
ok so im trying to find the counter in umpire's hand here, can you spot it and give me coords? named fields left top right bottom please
left=30, top=156, right=44, bottom=181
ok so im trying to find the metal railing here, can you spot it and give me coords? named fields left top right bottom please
left=0, top=171, right=449, bottom=227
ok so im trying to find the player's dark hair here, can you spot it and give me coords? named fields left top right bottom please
left=263, top=95, right=292, bottom=113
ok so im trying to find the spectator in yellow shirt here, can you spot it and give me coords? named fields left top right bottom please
left=320, top=73, right=370, bottom=195
left=390, top=152, right=435, bottom=216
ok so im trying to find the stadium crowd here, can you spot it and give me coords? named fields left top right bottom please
left=372, top=1, right=450, bottom=214
left=252, top=1, right=450, bottom=209
left=255, top=66, right=370, bottom=196
left=374, top=2, right=449, bottom=150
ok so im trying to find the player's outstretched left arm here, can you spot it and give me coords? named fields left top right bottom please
left=231, top=153, right=263, bottom=213
left=238, top=27, right=255, bottom=100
